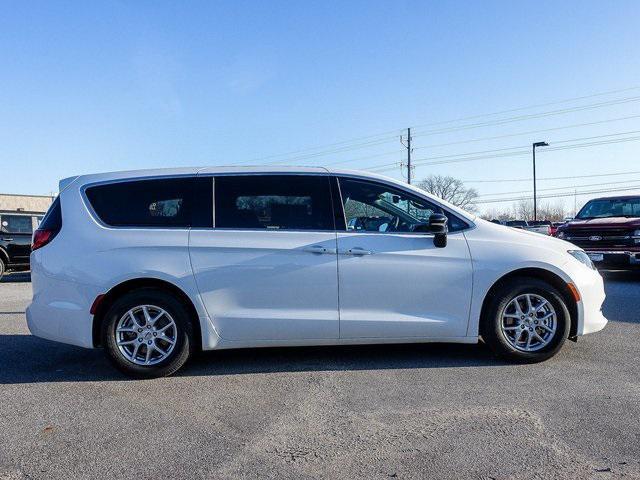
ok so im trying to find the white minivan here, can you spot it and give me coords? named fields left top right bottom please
left=28, top=167, right=607, bottom=377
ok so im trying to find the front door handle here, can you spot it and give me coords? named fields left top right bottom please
left=345, top=247, right=372, bottom=256
left=303, top=245, right=336, bottom=254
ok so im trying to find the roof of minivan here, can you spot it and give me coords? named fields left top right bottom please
left=65, top=165, right=427, bottom=185
left=61, top=166, right=477, bottom=222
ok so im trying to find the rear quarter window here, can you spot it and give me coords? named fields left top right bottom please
left=85, top=177, right=212, bottom=228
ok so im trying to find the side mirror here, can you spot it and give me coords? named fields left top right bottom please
left=429, top=213, right=448, bottom=248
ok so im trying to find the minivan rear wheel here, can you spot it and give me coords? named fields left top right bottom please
left=481, top=277, right=570, bottom=362
left=102, top=288, right=194, bottom=378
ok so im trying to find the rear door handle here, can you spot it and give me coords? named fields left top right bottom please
left=345, top=247, right=372, bottom=256
left=303, top=245, right=336, bottom=254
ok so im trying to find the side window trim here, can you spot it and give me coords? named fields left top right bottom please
left=335, top=175, right=470, bottom=234
left=330, top=176, right=346, bottom=232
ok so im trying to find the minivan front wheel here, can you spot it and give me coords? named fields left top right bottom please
left=102, top=288, right=194, bottom=378
left=481, top=278, right=570, bottom=362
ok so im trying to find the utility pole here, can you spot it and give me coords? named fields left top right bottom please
left=532, top=141, right=549, bottom=221
left=400, top=127, right=413, bottom=184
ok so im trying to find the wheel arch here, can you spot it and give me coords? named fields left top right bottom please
left=479, top=267, right=579, bottom=341
left=0, top=246, right=9, bottom=265
left=92, top=277, right=202, bottom=349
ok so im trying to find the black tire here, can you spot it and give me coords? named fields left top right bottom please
left=0, top=257, right=5, bottom=281
left=481, top=277, right=570, bottom=363
left=101, top=288, right=195, bottom=378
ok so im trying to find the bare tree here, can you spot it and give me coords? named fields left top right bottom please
left=417, top=175, right=478, bottom=211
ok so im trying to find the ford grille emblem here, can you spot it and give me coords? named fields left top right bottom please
left=589, top=235, right=602, bottom=241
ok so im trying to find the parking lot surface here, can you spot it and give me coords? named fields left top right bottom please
left=1, top=271, right=639, bottom=479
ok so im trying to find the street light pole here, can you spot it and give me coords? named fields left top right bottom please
left=532, top=141, right=549, bottom=221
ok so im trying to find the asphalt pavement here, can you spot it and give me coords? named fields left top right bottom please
left=1, top=271, right=639, bottom=479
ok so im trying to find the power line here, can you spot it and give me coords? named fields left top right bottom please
left=322, top=149, right=405, bottom=167
left=477, top=184, right=640, bottom=204
left=409, top=85, right=640, bottom=131
left=230, top=85, right=640, bottom=166
left=260, top=135, right=399, bottom=165
left=410, top=96, right=640, bottom=138
left=410, top=114, right=640, bottom=152
left=318, top=113, right=640, bottom=169
left=232, top=130, right=402, bottom=166
left=464, top=170, right=640, bottom=184
left=367, top=131, right=640, bottom=173
left=477, top=177, right=640, bottom=198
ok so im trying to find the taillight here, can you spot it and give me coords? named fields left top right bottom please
left=32, top=196, right=62, bottom=251
left=32, top=229, right=55, bottom=251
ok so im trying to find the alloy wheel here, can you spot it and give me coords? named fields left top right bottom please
left=500, top=293, right=557, bottom=352
left=115, top=305, right=177, bottom=365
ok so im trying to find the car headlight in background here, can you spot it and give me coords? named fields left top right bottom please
left=633, top=229, right=640, bottom=244
left=557, top=231, right=565, bottom=239
left=568, top=250, right=596, bottom=270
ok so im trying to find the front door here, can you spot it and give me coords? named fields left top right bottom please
left=189, top=174, right=339, bottom=341
left=335, top=177, right=473, bottom=339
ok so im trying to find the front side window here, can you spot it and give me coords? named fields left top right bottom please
left=215, top=175, right=334, bottom=230
left=339, top=178, right=468, bottom=233
left=0, top=215, right=33, bottom=234
left=85, top=177, right=212, bottom=228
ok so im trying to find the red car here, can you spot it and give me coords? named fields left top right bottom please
left=556, top=195, right=640, bottom=269
left=549, top=222, right=563, bottom=237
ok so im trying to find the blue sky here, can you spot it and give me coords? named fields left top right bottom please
left=1, top=0, right=639, bottom=213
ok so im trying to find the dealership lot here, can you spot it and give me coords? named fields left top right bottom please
left=1, top=272, right=639, bottom=479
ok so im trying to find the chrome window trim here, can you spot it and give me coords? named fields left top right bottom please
left=78, top=170, right=475, bottom=234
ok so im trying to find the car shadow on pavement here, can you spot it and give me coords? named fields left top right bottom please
left=600, top=269, right=640, bottom=282
left=0, top=334, right=507, bottom=384
left=0, top=272, right=31, bottom=283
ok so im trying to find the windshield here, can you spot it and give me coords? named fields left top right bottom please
left=576, top=198, right=640, bottom=219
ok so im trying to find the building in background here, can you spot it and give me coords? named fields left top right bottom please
left=0, top=193, right=54, bottom=233
left=0, top=193, right=53, bottom=216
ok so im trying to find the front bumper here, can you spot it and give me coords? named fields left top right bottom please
left=574, top=269, right=608, bottom=335
left=584, top=250, right=640, bottom=268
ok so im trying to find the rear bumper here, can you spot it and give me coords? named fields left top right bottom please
left=26, top=302, right=94, bottom=349
left=27, top=261, right=97, bottom=349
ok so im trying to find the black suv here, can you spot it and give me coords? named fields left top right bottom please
left=0, top=212, right=43, bottom=279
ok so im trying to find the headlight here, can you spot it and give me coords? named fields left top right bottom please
left=557, top=231, right=565, bottom=239
left=634, top=229, right=640, bottom=244
left=568, top=250, right=595, bottom=270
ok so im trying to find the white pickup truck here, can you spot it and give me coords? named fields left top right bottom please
left=505, top=220, right=551, bottom=235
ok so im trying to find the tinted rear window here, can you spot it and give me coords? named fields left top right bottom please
left=39, top=197, right=62, bottom=231
left=85, top=177, right=212, bottom=228
left=215, top=175, right=334, bottom=230
left=1, top=215, right=33, bottom=234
